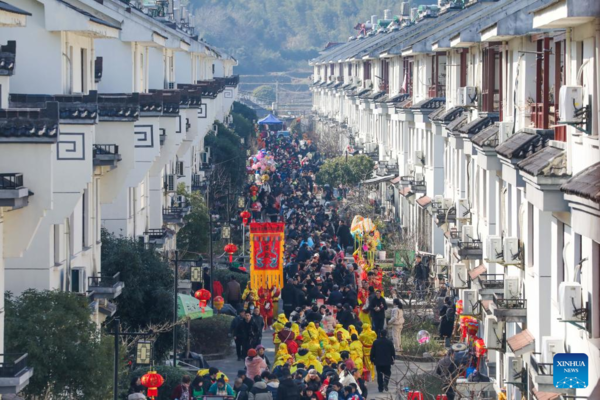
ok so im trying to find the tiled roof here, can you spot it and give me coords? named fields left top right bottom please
left=430, top=106, right=465, bottom=123
left=0, top=41, right=16, bottom=76
left=0, top=1, right=31, bottom=16
left=9, top=92, right=98, bottom=124
left=57, top=0, right=120, bottom=30
left=507, top=329, right=534, bottom=353
left=518, top=146, right=568, bottom=177
left=458, top=116, right=497, bottom=136
left=469, top=264, right=487, bottom=280
left=363, top=91, right=386, bottom=100
left=98, top=93, right=140, bottom=122
left=411, top=98, right=445, bottom=110
left=447, top=114, right=469, bottom=134
left=561, top=162, right=600, bottom=204
left=174, top=85, right=203, bottom=107
left=399, top=187, right=413, bottom=197
left=354, top=88, right=370, bottom=98
left=387, top=93, right=410, bottom=104
left=481, top=300, right=493, bottom=311
left=472, top=124, right=499, bottom=148
left=531, top=389, right=560, bottom=400
left=395, top=99, right=413, bottom=109
left=495, top=130, right=553, bottom=159
left=416, top=196, right=431, bottom=208
left=0, top=102, right=59, bottom=142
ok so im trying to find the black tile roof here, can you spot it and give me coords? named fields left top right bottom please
left=0, top=41, right=16, bottom=77
left=518, top=146, right=568, bottom=177
left=458, top=115, right=497, bottom=136
left=0, top=1, right=31, bottom=16
left=57, top=0, right=120, bottom=30
left=0, top=102, right=59, bottom=142
left=472, top=124, right=499, bottom=148
left=447, top=114, right=469, bottom=134
left=410, top=97, right=445, bottom=110
left=9, top=92, right=99, bottom=124
left=387, top=93, right=410, bottom=104
left=364, top=91, right=387, bottom=101
left=495, top=129, right=554, bottom=159
left=98, top=93, right=140, bottom=122
left=561, top=162, right=600, bottom=204
left=430, top=106, right=465, bottom=123
left=354, top=88, right=371, bottom=98
left=174, top=85, right=204, bottom=106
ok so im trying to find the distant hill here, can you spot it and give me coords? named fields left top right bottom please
left=189, top=0, right=433, bottom=74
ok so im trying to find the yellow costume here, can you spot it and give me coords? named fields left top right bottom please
left=350, top=338, right=364, bottom=372
left=329, top=336, right=340, bottom=352
left=318, top=327, right=329, bottom=343
left=273, top=314, right=288, bottom=350
left=242, top=284, right=259, bottom=301
left=322, top=345, right=340, bottom=364
left=276, top=343, right=290, bottom=360
left=334, top=324, right=350, bottom=341
left=308, top=338, right=322, bottom=358
left=348, top=325, right=359, bottom=338
left=304, top=322, right=319, bottom=341
left=291, top=322, right=300, bottom=337
left=359, top=323, right=377, bottom=380
left=307, top=354, right=323, bottom=374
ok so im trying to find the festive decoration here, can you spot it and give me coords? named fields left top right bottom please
left=194, top=289, right=211, bottom=313
left=224, top=243, right=238, bottom=263
left=240, top=210, right=251, bottom=226
left=417, top=330, right=431, bottom=345
left=250, top=222, right=285, bottom=289
left=141, top=371, right=165, bottom=399
left=456, top=300, right=464, bottom=315
left=213, top=295, right=225, bottom=311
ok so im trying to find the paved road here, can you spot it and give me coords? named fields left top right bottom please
left=209, top=328, right=436, bottom=400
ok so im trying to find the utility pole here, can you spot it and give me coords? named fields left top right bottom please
left=172, top=250, right=179, bottom=368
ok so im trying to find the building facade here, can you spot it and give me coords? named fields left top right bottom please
left=0, top=0, right=238, bottom=395
left=311, top=1, right=600, bottom=399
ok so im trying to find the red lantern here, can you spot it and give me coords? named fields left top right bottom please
left=213, top=295, right=225, bottom=311
left=224, top=243, right=238, bottom=263
left=141, top=371, right=164, bottom=399
left=240, top=210, right=251, bottom=226
left=194, top=289, right=211, bottom=313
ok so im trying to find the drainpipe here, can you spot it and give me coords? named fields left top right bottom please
left=594, top=20, right=600, bottom=137
left=64, top=218, right=72, bottom=292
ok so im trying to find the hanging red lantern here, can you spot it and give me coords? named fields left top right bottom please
left=224, top=243, right=238, bottom=263
left=240, top=210, right=251, bottom=226
left=213, top=295, right=225, bottom=311
left=141, top=371, right=164, bottom=399
left=194, top=289, right=211, bottom=313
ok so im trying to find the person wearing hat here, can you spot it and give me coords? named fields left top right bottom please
left=246, top=349, right=268, bottom=381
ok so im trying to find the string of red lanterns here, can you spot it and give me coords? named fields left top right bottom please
left=141, top=371, right=164, bottom=399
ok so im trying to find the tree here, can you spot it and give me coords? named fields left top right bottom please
left=252, top=85, right=276, bottom=104
left=101, top=230, right=177, bottom=361
left=177, top=187, right=209, bottom=258
left=232, top=101, right=258, bottom=122
left=204, top=121, right=247, bottom=187
left=4, top=290, right=114, bottom=399
left=316, top=154, right=375, bottom=187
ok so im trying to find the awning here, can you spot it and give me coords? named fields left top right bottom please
left=258, top=113, right=282, bottom=125
left=531, top=389, right=560, bottom=400
left=391, top=176, right=401, bottom=184
left=469, top=264, right=487, bottom=280
left=416, top=196, right=432, bottom=208
left=399, top=187, right=414, bottom=197
left=561, top=161, right=600, bottom=204
left=177, top=294, right=214, bottom=320
left=507, top=329, right=535, bottom=356
left=362, top=174, right=397, bottom=185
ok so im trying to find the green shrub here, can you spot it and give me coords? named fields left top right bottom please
left=213, top=268, right=249, bottom=301
left=128, top=366, right=188, bottom=400
left=190, top=314, right=234, bottom=356
left=401, top=316, right=445, bottom=357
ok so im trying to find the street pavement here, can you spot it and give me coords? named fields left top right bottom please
left=209, top=328, right=436, bottom=400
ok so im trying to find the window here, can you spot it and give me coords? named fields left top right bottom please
left=80, top=48, right=88, bottom=93
left=401, top=57, right=413, bottom=95
left=53, top=225, right=61, bottom=265
left=460, top=49, right=468, bottom=88
left=363, top=61, right=371, bottom=82
left=482, top=44, right=502, bottom=114
left=380, top=59, right=389, bottom=93
left=212, top=63, right=215, bottom=75
left=554, top=39, right=566, bottom=141
left=82, top=189, right=87, bottom=248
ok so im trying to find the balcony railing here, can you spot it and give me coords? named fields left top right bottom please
left=479, top=274, right=504, bottom=289
left=435, top=207, right=456, bottom=226
left=88, top=272, right=124, bottom=300
left=93, top=144, right=121, bottom=167
left=160, top=132, right=166, bottom=146
left=146, top=228, right=166, bottom=241
left=93, top=144, right=119, bottom=157
left=530, top=353, right=553, bottom=377
left=0, top=354, right=29, bottom=378
left=88, top=272, right=121, bottom=289
left=0, top=173, right=24, bottom=189
left=496, top=298, right=527, bottom=309
left=458, top=240, right=483, bottom=259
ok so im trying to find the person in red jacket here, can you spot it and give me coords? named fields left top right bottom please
left=171, top=375, right=193, bottom=400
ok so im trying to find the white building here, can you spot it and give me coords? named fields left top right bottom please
left=311, top=1, right=600, bottom=399
left=0, top=0, right=238, bottom=395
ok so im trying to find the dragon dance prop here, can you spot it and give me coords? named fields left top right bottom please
left=250, top=222, right=285, bottom=289
left=351, top=215, right=381, bottom=269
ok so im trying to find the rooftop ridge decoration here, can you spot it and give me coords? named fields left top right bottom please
left=0, top=41, right=17, bottom=76
left=0, top=102, right=60, bottom=142
left=9, top=92, right=99, bottom=124
left=98, top=93, right=140, bottom=122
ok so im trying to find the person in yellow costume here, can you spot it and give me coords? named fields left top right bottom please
left=318, top=326, right=329, bottom=344
left=328, top=336, right=340, bottom=352
left=359, top=323, right=377, bottom=380
left=334, top=324, right=350, bottom=341
left=272, top=354, right=292, bottom=369
left=276, top=343, right=290, bottom=360
left=291, top=322, right=300, bottom=337
left=336, top=331, right=350, bottom=352
left=322, top=345, right=340, bottom=364
left=272, top=314, right=288, bottom=352
left=295, top=348, right=312, bottom=366
left=349, top=333, right=364, bottom=372
left=242, top=283, right=259, bottom=302
left=307, top=354, right=323, bottom=374
left=304, top=322, right=319, bottom=341
left=348, top=325, right=359, bottom=338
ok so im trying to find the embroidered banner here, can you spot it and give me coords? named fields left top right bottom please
left=249, top=222, right=284, bottom=289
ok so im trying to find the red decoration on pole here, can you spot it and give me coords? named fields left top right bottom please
left=224, top=243, right=238, bottom=263
left=213, top=295, right=225, bottom=311
left=194, top=289, right=211, bottom=313
left=141, top=371, right=164, bottom=399
left=240, top=210, right=251, bottom=226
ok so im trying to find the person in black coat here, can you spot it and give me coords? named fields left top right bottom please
left=336, top=303, right=354, bottom=330
left=327, top=285, right=343, bottom=306
left=368, top=290, right=388, bottom=335
left=235, top=313, right=259, bottom=358
left=439, top=297, right=456, bottom=347
left=342, top=286, right=358, bottom=308
left=231, top=310, right=247, bottom=361
left=370, top=330, right=396, bottom=392
left=296, top=244, right=312, bottom=263
left=307, top=284, right=325, bottom=304
left=276, top=370, right=301, bottom=400
left=281, top=279, right=299, bottom=317
left=336, top=221, right=353, bottom=251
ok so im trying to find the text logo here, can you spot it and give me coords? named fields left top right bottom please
left=554, top=353, right=588, bottom=389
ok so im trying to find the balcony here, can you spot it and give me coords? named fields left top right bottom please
left=474, top=274, right=504, bottom=298
left=458, top=240, right=483, bottom=260
left=530, top=353, right=571, bottom=395
left=163, top=204, right=190, bottom=225
left=145, top=228, right=170, bottom=246
left=435, top=207, right=456, bottom=226
left=191, top=174, right=203, bottom=191
left=93, top=144, right=121, bottom=168
left=492, top=296, right=527, bottom=322
left=0, top=173, right=31, bottom=210
left=87, top=272, right=124, bottom=300
left=164, top=174, right=176, bottom=192
left=0, top=353, right=34, bottom=395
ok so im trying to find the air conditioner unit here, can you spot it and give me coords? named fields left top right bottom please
left=487, top=236, right=504, bottom=262
left=435, top=256, right=448, bottom=275
left=558, top=282, right=582, bottom=321
left=405, top=163, right=415, bottom=176
left=414, top=150, right=425, bottom=167
left=461, top=225, right=474, bottom=242
left=484, top=315, right=503, bottom=349
left=71, top=267, right=86, bottom=293
left=507, top=357, right=522, bottom=382
left=457, top=198, right=470, bottom=219
left=433, top=195, right=444, bottom=208
left=503, top=237, right=519, bottom=264
left=559, top=85, right=584, bottom=123
left=461, top=289, right=478, bottom=314
left=504, top=275, right=520, bottom=300
left=542, top=337, right=565, bottom=364
left=457, top=86, right=477, bottom=107
left=452, top=262, right=468, bottom=288
left=443, top=198, right=454, bottom=209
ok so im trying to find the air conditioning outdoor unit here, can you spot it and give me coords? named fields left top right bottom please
left=559, top=86, right=584, bottom=123
left=414, top=150, right=425, bottom=167
left=435, top=256, right=448, bottom=275
left=71, top=267, right=86, bottom=294
left=452, top=262, right=468, bottom=288
left=487, top=236, right=503, bottom=262
left=461, top=225, right=474, bottom=242
left=558, top=282, right=583, bottom=321
left=433, top=195, right=444, bottom=209
left=484, top=315, right=503, bottom=349
left=542, top=337, right=565, bottom=364
left=405, top=163, right=415, bottom=176
left=503, top=237, right=519, bottom=264
left=504, top=275, right=520, bottom=300
left=457, top=86, right=477, bottom=107
left=461, top=289, right=478, bottom=314
left=443, top=198, right=454, bottom=209
left=457, top=198, right=470, bottom=219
